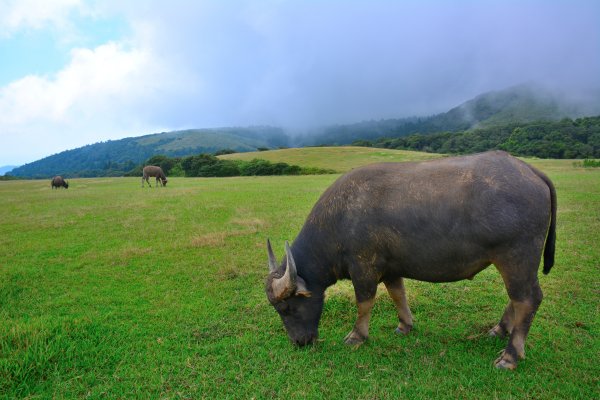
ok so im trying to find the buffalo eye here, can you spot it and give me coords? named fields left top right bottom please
left=275, top=301, right=290, bottom=315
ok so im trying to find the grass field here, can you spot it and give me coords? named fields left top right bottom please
left=1, top=148, right=598, bottom=399
left=220, top=146, right=444, bottom=172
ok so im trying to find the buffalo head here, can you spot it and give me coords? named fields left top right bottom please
left=265, top=240, right=323, bottom=346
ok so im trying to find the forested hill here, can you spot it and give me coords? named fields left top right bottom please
left=300, top=83, right=600, bottom=146
left=9, top=83, right=600, bottom=178
left=10, top=127, right=290, bottom=178
left=363, top=116, right=600, bottom=159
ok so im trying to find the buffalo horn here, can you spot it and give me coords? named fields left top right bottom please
left=271, top=241, right=298, bottom=300
left=284, top=241, right=298, bottom=282
left=267, top=239, right=278, bottom=273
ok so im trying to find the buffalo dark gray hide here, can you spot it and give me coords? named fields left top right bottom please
left=51, top=176, right=69, bottom=189
left=266, top=151, right=556, bottom=370
left=142, top=165, right=168, bottom=187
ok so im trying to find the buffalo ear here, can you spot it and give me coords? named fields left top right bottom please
left=295, top=276, right=312, bottom=298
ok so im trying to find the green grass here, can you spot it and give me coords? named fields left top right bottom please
left=220, top=146, right=444, bottom=172
left=1, top=149, right=598, bottom=398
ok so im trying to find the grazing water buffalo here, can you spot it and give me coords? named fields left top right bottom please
left=142, top=165, right=168, bottom=187
left=266, top=151, right=556, bottom=370
left=51, top=176, right=69, bottom=189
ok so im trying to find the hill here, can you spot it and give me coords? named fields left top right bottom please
left=0, top=165, right=18, bottom=175
left=10, top=83, right=600, bottom=178
left=367, top=116, right=600, bottom=159
left=10, top=127, right=289, bottom=179
left=300, top=83, right=600, bottom=145
left=220, top=147, right=443, bottom=173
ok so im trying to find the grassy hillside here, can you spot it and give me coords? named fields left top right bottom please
left=10, top=84, right=600, bottom=178
left=10, top=127, right=289, bottom=179
left=133, top=127, right=288, bottom=153
left=1, top=152, right=597, bottom=398
left=221, top=146, right=444, bottom=172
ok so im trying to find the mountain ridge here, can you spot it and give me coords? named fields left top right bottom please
left=300, top=83, right=600, bottom=145
left=10, top=83, right=600, bottom=178
left=10, top=127, right=290, bottom=178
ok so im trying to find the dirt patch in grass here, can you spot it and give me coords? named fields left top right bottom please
left=230, top=217, right=267, bottom=229
left=190, top=232, right=228, bottom=248
left=190, top=215, right=266, bottom=248
left=190, top=228, right=260, bottom=248
left=120, top=246, right=152, bottom=259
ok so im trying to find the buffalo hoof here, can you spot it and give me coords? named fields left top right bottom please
left=494, top=351, right=517, bottom=370
left=344, top=331, right=367, bottom=347
left=395, top=323, right=413, bottom=335
left=488, top=324, right=507, bottom=338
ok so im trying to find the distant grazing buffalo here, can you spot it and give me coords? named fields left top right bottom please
left=266, top=151, right=556, bottom=370
left=142, top=165, right=168, bottom=187
left=51, top=176, right=69, bottom=189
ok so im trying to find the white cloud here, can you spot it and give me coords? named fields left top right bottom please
left=0, top=42, right=146, bottom=123
left=0, top=0, right=83, bottom=36
left=1, top=0, right=599, bottom=166
left=0, top=33, right=199, bottom=164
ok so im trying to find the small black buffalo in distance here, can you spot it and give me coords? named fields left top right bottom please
left=142, top=165, right=168, bottom=188
left=266, top=151, right=556, bottom=370
left=51, top=176, right=69, bottom=189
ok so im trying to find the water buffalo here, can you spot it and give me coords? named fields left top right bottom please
left=51, top=176, right=69, bottom=189
left=142, top=165, right=168, bottom=187
left=266, top=151, right=556, bottom=370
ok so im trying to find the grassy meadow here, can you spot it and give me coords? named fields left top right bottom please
left=219, top=146, right=444, bottom=172
left=0, top=148, right=598, bottom=399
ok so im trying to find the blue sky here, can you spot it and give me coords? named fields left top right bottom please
left=1, top=0, right=599, bottom=166
left=0, top=13, right=128, bottom=86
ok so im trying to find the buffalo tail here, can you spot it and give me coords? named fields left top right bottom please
left=533, top=167, right=557, bottom=275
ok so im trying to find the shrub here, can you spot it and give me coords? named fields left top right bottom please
left=198, top=160, right=240, bottom=177
left=283, top=165, right=302, bottom=175
left=582, top=159, right=600, bottom=168
left=169, top=164, right=185, bottom=177
left=181, top=154, right=218, bottom=176
left=214, top=149, right=237, bottom=156
left=351, top=140, right=373, bottom=147
left=240, top=159, right=275, bottom=176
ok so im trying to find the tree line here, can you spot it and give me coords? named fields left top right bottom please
left=126, top=153, right=335, bottom=178
left=352, top=116, right=600, bottom=159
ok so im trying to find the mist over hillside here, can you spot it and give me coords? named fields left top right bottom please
left=299, top=83, right=600, bottom=146
left=9, top=83, right=600, bottom=178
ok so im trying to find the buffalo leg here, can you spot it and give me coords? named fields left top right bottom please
left=384, top=278, right=413, bottom=334
left=344, top=274, right=378, bottom=346
left=494, top=260, right=543, bottom=370
left=344, top=297, right=375, bottom=346
left=489, top=302, right=515, bottom=338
